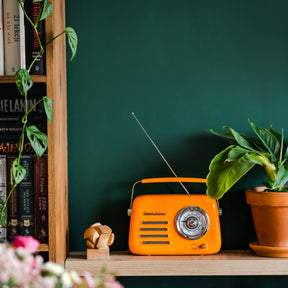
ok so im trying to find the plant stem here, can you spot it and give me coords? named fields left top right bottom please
left=44, top=31, right=66, bottom=48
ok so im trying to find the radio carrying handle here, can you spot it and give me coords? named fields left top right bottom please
left=128, top=177, right=207, bottom=216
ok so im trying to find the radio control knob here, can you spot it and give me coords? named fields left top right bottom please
left=199, top=244, right=206, bottom=249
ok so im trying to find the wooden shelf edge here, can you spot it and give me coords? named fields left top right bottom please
left=0, top=75, right=47, bottom=83
left=65, top=250, right=288, bottom=276
left=38, top=243, right=49, bottom=252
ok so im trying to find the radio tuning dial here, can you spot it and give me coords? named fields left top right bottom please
left=175, top=206, right=209, bottom=240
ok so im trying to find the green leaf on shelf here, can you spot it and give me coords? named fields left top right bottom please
left=64, top=27, right=78, bottom=61
left=12, top=159, right=26, bottom=184
left=43, top=96, right=53, bottom=124
left=40, top=0, right=52, bottom=21
left=26, top=125, right=48, bottom=158
left=14, top=69, right=33, bottom=96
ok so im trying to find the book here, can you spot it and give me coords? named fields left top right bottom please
left=7, top=155, right=19, bottom=241
left=0, top=0, right=4, bottom=76
left=0, top=84, right=47, bottom=151
left=24, top=0, right=46, bottom=74
left=33, top=154, right=48, bottom=243
left=19, top=3, right=26, bottom=69
left=0, top=155, right=7, bottom=242
left=19, top=155, right=34, bottom=236
left=3, top=0, right=21, bottom=75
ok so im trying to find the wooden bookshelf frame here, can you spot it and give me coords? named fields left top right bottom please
left=45, top=0, right=69, bottom=264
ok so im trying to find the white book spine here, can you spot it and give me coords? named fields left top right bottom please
left=0, top=0, right=4, bottom=75
left=3, top=0, right=20, bottom=76
left=0, top=155, right=7, bottom=242
left=19, top=2, right=25, bottom=69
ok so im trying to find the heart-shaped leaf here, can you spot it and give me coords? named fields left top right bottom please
left=43, top=96, right=52, bottom=124
left=64, top=27, right=78, bottom=61
left=40, top=0, right=52, bottom=21
left=14, top=69, right=33, bottom=96
left=26, top=125, right=48, bottom=158
left=12, top=159, right=26, bottom=184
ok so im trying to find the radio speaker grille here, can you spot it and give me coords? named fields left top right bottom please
left=140, top=221, right=170, bottom=245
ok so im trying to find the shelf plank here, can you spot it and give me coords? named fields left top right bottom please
left=66, top=250, right=288, bottom=276
left=38, top=243, right=49, bottom=252
left=0, top=75, right=47, bottom=83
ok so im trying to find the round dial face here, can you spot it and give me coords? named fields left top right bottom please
left=175, top=206, right=209, bottom=240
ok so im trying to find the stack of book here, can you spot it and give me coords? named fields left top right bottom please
left=0, top=0, right=46, bottom=76
left=0, top=153, right=48, bottom=243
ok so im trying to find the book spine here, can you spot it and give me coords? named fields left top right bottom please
left=3, top=0, right=21, bottom=76
left=19, top=3, right=25, bottom=69
left=24, top=1, right=46, bottom=75
left=0, top=0, right=4, bottom=76
left=0, top=84, right=47, bottom=145
left=33, top=154, right=48, bottom=243
left=19, top=155, right=34, bottom=236
left=0, top=142, right=33, bottom=154
left=7, top=155, right=19, bottom=241
left=0, top=155, right=7, bottom=242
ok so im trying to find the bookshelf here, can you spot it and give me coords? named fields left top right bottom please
left=0, top=0, right=68, bottom=264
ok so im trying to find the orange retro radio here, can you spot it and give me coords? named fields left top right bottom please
left=128, top=113, right=222, bottom=255
left=128, top=177, right=221, bottom=255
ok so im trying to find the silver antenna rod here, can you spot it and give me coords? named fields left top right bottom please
left=131, top=112, right=190, bottom=195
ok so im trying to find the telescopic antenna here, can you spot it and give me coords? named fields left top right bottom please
left=131, top=112, right=190, bottom=195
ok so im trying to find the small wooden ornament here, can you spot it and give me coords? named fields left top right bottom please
left=84, top=222, right=115, bottom=260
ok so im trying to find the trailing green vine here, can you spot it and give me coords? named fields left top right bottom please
left=0, top=0, right=78, bottom=227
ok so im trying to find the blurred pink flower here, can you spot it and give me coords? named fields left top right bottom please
left=82, top=271, right=97, bottom=288
left=13, top=236, right=40, bottom=253
left=103, top=274, right=124, bottom=288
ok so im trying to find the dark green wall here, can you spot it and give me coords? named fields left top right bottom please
left=66, top=0, right=288, bottom=286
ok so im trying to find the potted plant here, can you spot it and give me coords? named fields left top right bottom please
left=206, top=120, right=288, bottom=257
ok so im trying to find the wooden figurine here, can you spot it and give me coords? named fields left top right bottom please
left=84, top=222, right=115, bottom=260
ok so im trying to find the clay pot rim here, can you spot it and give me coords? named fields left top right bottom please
left=246, top=186, right=288, bottom=207
left=246, top=186, right=288, bottom=193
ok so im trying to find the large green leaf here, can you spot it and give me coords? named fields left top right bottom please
left=209, top=128, right=266, bottom=152
left=249, top=121, right=281, bottom=162
left=206, top=146, right=263, bottom=199
left=26, top=125, right=48, bottom=158
left=269, top=127, right=288, bottom=161
left=208, top=129, right=237, bottom=143
left=224, top=126, right=256, bottom=151
left=273, top=164, right=288, bottom=189
left=64, top=27, right=78, bottom=61
left=227, top=146, right=251, bottom=161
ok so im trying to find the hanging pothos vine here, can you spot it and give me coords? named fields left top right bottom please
left=0, top=0, right=78, bottom=227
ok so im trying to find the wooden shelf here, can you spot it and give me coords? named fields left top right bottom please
left=38, top=243, right=49, bottom=252
left=0, top=75, right=47, bottom=83
left=65, top=250, right=288, bottom=276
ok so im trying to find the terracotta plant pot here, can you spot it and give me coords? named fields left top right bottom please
left=246, top=187, right=288, bottom=256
